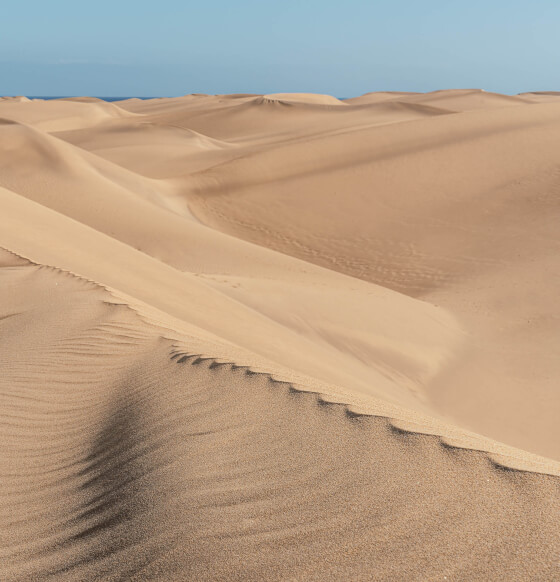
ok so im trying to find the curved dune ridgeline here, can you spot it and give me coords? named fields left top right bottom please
left=1, top=91, right=560, bottom=580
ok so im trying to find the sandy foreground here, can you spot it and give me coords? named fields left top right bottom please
left=0, top=89, right=559, bottom=580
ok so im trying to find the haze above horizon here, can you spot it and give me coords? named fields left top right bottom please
left=2, top=0, right=559, bottom=96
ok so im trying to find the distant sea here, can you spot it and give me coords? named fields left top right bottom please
left=25, top=97, right=159, bottom=102
left=25, top=96, right=351, bottom=102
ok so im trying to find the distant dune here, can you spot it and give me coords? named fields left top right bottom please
left=261, top=92, right=345, bottom=105
left=1, top=90, right=560, bottom=581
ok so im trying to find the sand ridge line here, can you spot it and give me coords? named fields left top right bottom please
left=2, top=245, right=558, bottom=477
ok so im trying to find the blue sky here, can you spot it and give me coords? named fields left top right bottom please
left=1, top=0, right=559, bottom=96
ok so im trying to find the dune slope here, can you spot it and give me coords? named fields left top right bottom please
left=185, top=98, right=560, bottom=460
left=1, top=91, right=559, bottom=581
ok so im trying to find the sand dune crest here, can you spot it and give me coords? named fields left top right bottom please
left=1, top=91, right=559, bottom=580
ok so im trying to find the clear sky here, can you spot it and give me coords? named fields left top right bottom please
left=2, top=0, right=559, bottom=97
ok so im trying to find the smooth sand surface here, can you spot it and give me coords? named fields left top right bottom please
left=1, top=91, right=559, bottom=581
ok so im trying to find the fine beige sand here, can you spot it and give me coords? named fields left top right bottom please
left=1, top=90, right=559, bottom=581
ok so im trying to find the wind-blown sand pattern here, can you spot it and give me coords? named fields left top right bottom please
left=1, top=90, right=559, bottom=581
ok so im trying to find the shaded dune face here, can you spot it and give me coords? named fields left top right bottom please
left=1, top=264, right=558, bottom=582
left=1, top=91, right=560, bottom=580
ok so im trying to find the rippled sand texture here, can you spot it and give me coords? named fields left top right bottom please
left=1, top=90, right=560, bottom=580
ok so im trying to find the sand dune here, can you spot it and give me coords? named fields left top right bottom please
left=344, top=89, right=531, bottom=111
left=519, top=91, right=560, bottom=103
left=262, top=92, right=344, bottom=105
left=112, top=94, right=448, bottom=145
left=0, top=97, right=132, bottom=132
left=343, top=91, right=420, bottom=105
left=186, top=98, right=560, bottom=459
left=54, top=121, right=233, bottom=178
left=1, top=90, right=559, bottom=580
left=389, top=88, right=532, bottom=111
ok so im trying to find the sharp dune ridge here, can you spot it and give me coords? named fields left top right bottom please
left=1, top=245, right=556, bottom=474
left=1, top=90, right=560, bottom=580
